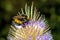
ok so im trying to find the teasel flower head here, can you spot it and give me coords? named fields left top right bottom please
left=7, top=2, right=53, bottom=40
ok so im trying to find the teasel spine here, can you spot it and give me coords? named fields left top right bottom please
left=8, top=24, right=50, bottom=40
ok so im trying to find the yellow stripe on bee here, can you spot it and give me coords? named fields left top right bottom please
left=14, top=18, right=22, bottom=24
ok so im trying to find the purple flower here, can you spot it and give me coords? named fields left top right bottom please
left=26, top=19, right=53, bottom=40
left=7, top=2, right=53, bottom=40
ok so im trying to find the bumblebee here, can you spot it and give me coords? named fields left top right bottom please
left=12, top=13, right=29, bottom=28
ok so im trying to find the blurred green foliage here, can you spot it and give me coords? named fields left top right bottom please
left=0, top=0, right=60, bottom=40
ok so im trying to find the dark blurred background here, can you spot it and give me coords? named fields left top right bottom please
left=0, top=0, right=60, bottom=40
